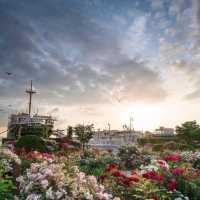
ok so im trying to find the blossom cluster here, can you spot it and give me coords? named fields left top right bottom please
left=0, top=147, right=21, bottom=165
left=180, top=151, right=200, bottom=162
left=15, top=149, right=54, bottom=162
left=16, top=161, right=72, bottom=200
left=101, top=164, right=139, bottom=187
left=74, top=166, right=120, bottom=200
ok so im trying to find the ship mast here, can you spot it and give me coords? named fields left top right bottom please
left=26, top=80, right=36, bottom=116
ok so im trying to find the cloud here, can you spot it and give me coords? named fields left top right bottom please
left=151, top=0, right=164, bottom=9
left=0, top=0, right=171, bottom=129
left=0, top=0, right=166, bottom=107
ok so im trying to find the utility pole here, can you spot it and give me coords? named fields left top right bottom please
left=26, top=80, right=36, bottom=116
left=129, top=117, right=134, bottom=131
left=108, top=123, right=111, bottom=134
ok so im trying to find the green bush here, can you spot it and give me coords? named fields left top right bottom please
left=162, top=141, right=195, bottom=151
left=0, top=179, right=16, bottom=200
left=15, top=135, right=48, bottom=152
left=152, top=144, right=163, bottom=152
left=78, top=157, right=105, bottom=177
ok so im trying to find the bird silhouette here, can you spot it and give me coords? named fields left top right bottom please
left=5, top=72, right=12, bottom=75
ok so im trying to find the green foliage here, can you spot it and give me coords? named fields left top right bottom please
left=78, top=150, right=117, bottom=177
left=15, top=135, right=48, bottom=152
left=152, top=144, right=163, bottom=152
left=176, top=121, right=200, bottom=140
left=74, top=124, right=94, bottom=152
left=175, top=177, right=200, bottom=200
left=78, top=157, right=106, bottom=177
left=193, top=159, right=200, bottom=169
left=0, top=178, right=16, bottom=200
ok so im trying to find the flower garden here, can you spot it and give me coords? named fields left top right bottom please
left=1, top=137, right=200, bottom=200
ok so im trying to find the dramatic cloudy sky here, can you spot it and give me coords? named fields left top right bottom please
left=0, top=0, right=200, bottom=132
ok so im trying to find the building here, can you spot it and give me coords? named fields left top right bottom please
left=154, top=126, right=175, bottom=137
left=89, top=130, right=141, bottom=149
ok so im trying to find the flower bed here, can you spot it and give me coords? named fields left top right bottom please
left=1, top=145, right=200, bottom=200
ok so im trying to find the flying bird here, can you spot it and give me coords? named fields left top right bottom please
left=5, top=72, right=12, bottom=75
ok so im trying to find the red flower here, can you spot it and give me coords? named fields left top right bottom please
left=107, top=149, right=113, bottom=153
left=163, top=155, right=180, bottom=162
left=112, top=171, right=125, bottom=177
left=120, top=178, right=132, bottom=186
left=142, top=171, right=164, bottom=182
left=167, top=179, right=177, bottom=191
left=100, top=174, right=107, bottom=182
left=152, top=194, right=160, bottom=200
left=195, top=170, right=200, bottom=177
left=105, top=164, right=117, bottom=172
left=171, top=167, right=184, bottom=176
left=127, top=175, right=139, bottom=182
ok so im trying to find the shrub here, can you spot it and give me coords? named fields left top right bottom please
left=0, top=179, right=16, bottom=200
left=117, top=146, right=143, bottom=169
left=15, top=135, right=48, bottom=152
left=162, top=141, right=195, bottom=151
left=152, top=144, right=163, bottom=152
left=78, top=157, right=105, bottom=177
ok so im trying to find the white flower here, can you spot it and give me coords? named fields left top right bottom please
left=40, top=179, right=49, bottom=189
left=96, top=192, right=112, bottom=200
left=55, top=190, right=63, bottom=199
left=25, top=182, right=33, bottom=193
left=140, top=164, right=158, bottom=172
left=16, top=176, right=24, bottom=184
left=0, top=148, right=21, bottom=165
left=46, top=187, right=54, bottom=199
left=26, top=193, right=41, bottom=200
left=30, top=163, right=40, bottom=173
left=85, top=192, right=93, bottom=200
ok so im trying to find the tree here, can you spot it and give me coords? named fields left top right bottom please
left=67, top=126, right=73, bottom=139
left=176, top=121, right=200, bottom=140
left=74, top=124, right=94, bottom=152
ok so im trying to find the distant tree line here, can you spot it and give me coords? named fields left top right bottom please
left=176, top=120, right=200, bottom=141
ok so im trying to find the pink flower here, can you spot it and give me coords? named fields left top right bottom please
left=88, top=175, right=97, bottom=186
left=96, top=192, right=112, bottom=200
left=43, top=168, right=53, bottom=177
left=157, top=160, right=169, bottom=171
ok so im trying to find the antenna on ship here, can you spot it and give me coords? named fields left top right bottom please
left=26, top=80, right=36, bottom=116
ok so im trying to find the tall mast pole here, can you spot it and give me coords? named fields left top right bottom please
left=26, top=80, right=36, bottom=116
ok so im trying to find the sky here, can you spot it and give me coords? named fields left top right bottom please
left=0, top=0, right=200, bottom=132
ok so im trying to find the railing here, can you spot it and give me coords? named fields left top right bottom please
left=0, top=130, right=7, bottom=135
